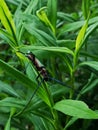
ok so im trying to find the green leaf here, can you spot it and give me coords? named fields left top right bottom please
left=79, top=61, right=98, bottom=76
left=4, top=108, right=16, bottom=130
left=0, top=0, right=16, bottom=37
left=36, top=7, right=55, bottom=34
left=0, top=29, right=16, bottom=48
left=0, top=80, right=20, bottom=97
left=47, top=0, right=57, bottom=31
left=0, top=97, right=25, bottom=108
left=79, top=61, right=98, bottom=71
left=58, top=21, right=84, bottom=37
left=4, top=116, right=11, bottom=130
left=58, top=16, right=98, bottom=37
left=84, top=22, right=98, bottom=42
left=57, top=12, right=74, bottom=22
left=0, top=59, right=51, bottom=107
left=57, top=39, right=75, bottom=49
left=64, top=117, right=78, bottom=129
left=0, top=59, right=36, bottom=89
left=25, top=0, right=39, bottom=14
left=80, top=74, right=98, bottom=95
left=82, top=0, right=90, bottom=19
left=28, top=114, right=55, bottom=130
left=54, top=99, right=98, bottom=119
left=20, top=46, right=74, bottom=56
left=75, top=16, right=89, bottom=52
left=24, top=23, right=56, bottom=46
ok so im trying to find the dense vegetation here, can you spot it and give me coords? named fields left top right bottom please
left=0, top=0, right=98, bottom=130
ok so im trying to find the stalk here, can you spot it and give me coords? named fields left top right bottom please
left=43, top=81, right=62, bottom=130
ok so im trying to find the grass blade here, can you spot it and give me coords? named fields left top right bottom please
left=0, top=0, right=16, bottom=44
left=47, top=0, right=57, bottom=32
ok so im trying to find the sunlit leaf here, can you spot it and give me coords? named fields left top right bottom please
left=75, top=16, right=89, bottom=52
left=4, top=116, right=11, bottom=130
left=0, top=0, right=16, bottom=36
left=4, top=108, right=16, bottom=130
left=36, top=7, right=55, bottom=33
left=54, top=99, right=98, bottom=119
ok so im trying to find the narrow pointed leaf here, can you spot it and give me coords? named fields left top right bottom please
left=36, top=7, right=55, bottom=33
left=4, top=117, right=11, bottom=130
left=4, top=108, right=16, bottom=130
left=0, top=29, right=16, bottom=48
left=0, top=59, right=36, bottom=89
left=82, top=0, right=90, bottom=19
left=0, top=59, right=51, bottom=106
left=75, top=17, right=89, bottom=52
left=0, top=81, right=20, bottom=97
left=79, top=61, right=98, bottom=76
left=20, top=46, right=74, bottom=56
left=0, top=0, right=16, bottom=35
left=47, top=0, right=57, bottom=31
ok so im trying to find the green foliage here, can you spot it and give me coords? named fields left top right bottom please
left=54, top=99, right=98, bottom=119
left=82, top=0, right=90, bottom=19
left=0, top=0, right=98, bottom=130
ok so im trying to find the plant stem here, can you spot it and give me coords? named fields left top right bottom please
left=43, top=81, right=62, bottom=130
